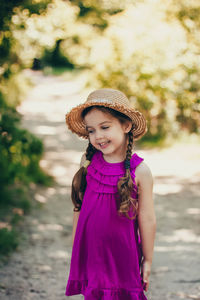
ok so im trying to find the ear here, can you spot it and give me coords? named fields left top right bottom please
left=123, top=121, right=133, bottom=133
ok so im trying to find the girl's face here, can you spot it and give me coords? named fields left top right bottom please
left=83, top=108, right=132, bottom=162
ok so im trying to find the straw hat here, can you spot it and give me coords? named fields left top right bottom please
left=65, top=88, right=147, bottom=140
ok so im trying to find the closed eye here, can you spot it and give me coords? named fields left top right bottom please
left=87, top=126, right=109, bottom=134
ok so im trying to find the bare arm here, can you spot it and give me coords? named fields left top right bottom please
left=135, top=161, right=156, bottom=291
left=71, top=152, right=86, bottom=247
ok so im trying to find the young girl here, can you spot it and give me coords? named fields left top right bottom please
left=65, top=88, right=156, bottom=300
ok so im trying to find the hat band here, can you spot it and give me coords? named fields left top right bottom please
left=89, top=98, right=114, bottom=104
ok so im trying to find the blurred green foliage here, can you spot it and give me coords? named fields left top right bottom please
left=0, top=92, right=53, bottom=259
left=68, top=0, right=130, bottom=30
left=0, top=0, right=52, bottom=259
left=41, top=39, right=75, bottom=69
left=0, top=0, right=51, bottom=77
left=0, top=228, right=19, bottom=258
left=0, top=96, right=51, bottom=187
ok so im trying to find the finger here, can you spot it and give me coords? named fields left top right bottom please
left=143, top=271, right=150, bottom=291
left=143, top=270, right=150, bottom=282
left=144, top=280, right=149, bottom=292
left=143, top=280, right=148, bottom=291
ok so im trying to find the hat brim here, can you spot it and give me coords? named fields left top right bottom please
left=65, top=102, right=147, bottom=140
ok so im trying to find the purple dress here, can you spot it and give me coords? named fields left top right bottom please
left=65, top=150, right=147, bottom=300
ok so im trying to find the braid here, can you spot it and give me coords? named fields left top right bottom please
left=124, top=130, right=133, bottom=168
left=86, top=142, right=96, bottom=161
left=117, top=129, right=138, bottom=220
left=72, top=142, right=96, bottom=212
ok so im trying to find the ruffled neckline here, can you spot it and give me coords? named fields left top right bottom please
left=98, top=150, right=137, bottom=167
left=89, top=151, right=126, bottom=176
left=85, top=150, right=143, bottom=194
left=88, top=150, right=143, bottom=175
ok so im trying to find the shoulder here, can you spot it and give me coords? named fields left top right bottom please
left=80, top=152, right=86, bottom=167
left=80, top=151, right=99, bottom=168
left=135, top=161, right=153, bottom=187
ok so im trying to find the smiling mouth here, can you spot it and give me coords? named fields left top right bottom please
left=99, top=141, right=110, bottom=148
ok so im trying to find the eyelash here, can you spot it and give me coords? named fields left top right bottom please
left=88, top=127, right=109, bottom=134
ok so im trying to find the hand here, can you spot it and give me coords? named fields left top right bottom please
left=141, top=259, right=151, bottom=292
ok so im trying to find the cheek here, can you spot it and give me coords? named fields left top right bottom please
left=115, top=130, right=126, bottom=142
left=112, top=127, right=123, bottom=137
left=89, top=135, right=95, bottom=145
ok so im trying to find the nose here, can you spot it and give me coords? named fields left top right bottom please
left=95, top=129, right=104, bottom=140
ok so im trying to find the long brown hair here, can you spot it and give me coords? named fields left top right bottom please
left=71, top=106, right=138, bottom=220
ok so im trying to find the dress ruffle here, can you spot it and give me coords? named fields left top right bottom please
left=66, top=279, right=147, bottom=300
left=86, top=151, right=143, bottom=195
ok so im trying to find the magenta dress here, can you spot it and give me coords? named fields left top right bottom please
left=65, top=150, right=147, bottom=300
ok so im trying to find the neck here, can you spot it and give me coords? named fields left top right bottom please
left=102, top=135, right=130, bottom=163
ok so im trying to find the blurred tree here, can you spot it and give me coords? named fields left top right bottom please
left=41, top=39, right=74, bottom=68
left=0, top=0, right=52, bottom=258
left=68, top=0, right=135, bottom=30
left=165, top=0, right=200, bottom=134
left=0, top=0, right=51, bottom=80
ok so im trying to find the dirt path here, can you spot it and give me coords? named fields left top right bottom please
left=0, top=70, right=200, bottom=300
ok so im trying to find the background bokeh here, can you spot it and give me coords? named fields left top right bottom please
left=0, top=0, right=200, bottom=298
